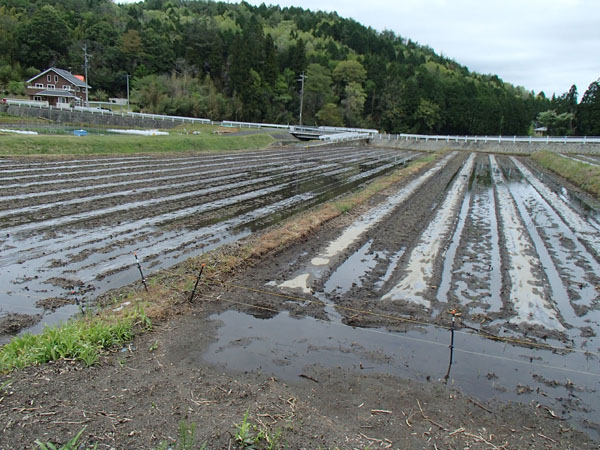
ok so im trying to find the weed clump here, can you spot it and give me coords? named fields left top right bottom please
left=0, top=308, right=150, bottom=372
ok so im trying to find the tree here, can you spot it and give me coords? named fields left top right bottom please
left=316, top=103, right=344, bottom=126
left=333, top=60, right=366, bottom=86
left=413, top=98, right=441, bottom=133
left=577, top=80, right=600, bottom=136
left=303, top=63, right=335, bottom=123
left=342, top=81, right=366, bottom=126
left=17, top=5, right=72, bottom=68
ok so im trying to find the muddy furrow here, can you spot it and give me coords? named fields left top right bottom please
left=507, top=158, right=600, bottom=342
left=1, top=150, right=415, bottom=231
left=490, top=155, right=565, bottom=332
left=1, top=152, right=412, bottom=267
left=380, top=154, right=476, bottom=309
left=276, top=152, right=459, bottom=304
left=443, top=156, right=503, bottom=315
left=0, top=146, right=386, bottom=193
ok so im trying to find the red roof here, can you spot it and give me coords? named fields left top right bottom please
left=74, top=75, right=85, bottom=82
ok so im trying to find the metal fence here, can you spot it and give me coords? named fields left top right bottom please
left=378, top=133, right=600, bottom=145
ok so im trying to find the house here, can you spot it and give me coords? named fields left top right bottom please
left=26, top=68, right=91, bottom=107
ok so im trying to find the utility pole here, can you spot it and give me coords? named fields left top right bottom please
left=298, top=72, right=306, bottom=126
left=82, top=45, right=89, bottom=107
left=126, top=74, right=130, bottom=109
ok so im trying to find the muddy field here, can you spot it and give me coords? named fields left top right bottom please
left=215, top=151, right=600, bottom=439
left=1, top=148, right=600, bottom=447
left=0, top=146, right=417, bottom=339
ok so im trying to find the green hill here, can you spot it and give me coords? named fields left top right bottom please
left=1, top=0, right=598, bottom=134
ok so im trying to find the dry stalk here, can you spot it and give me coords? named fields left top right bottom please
left=416, top=399, right=449, bottom=432
left=371, top=409, right=392, bottom=415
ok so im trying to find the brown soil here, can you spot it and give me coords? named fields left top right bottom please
left=0, top=153, right=597, bottom=449
left=0, top=313, right=41, bottom=335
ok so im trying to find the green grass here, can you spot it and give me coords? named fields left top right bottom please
left=0, top=112, right=50, bottom=125
left=0, top=132, right=275, bottom=155
left=531, top=151, right=600, bottom=199
left=0, top=308, right=150, bottom=372
left=35, top=427, right=97, bottom=450
left=235, top=409, right=282, bottom=449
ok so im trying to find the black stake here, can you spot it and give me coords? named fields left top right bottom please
left=444, top=309, right=461, bottom=383
left=189, top=263, right=205, bottom=303
left=72, top=290, right=84, bottom=314
left=134, top=252, right=148, bottom=292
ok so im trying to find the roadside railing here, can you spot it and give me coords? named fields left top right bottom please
left=221, top=120, right=290, bottom=129
left=378, top=133, right=600, bottom=145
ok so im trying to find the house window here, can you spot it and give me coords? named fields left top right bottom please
left=47, top=75, right=51, bottom=82
left=54, top=75, right=58, bottom=83
left=47, top=84, right=55, bottom=89
left=76, top=87, right=81, bottom=92
left=63, top=85, right=71, bottom=91
left=34, top=96, right=42, bottom=101
left=35, top=83, right=44, bottom=88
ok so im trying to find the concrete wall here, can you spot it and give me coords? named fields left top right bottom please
left=1, top=104, right=183, bottom=129
left=371, top=136, right=600, bottom=155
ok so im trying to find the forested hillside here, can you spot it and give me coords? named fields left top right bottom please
left=1, top=0, right=598, bottom=134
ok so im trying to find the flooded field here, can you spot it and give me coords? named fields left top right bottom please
left=2, top=147, right=600, bottom=439
left=0, top=146, right=418, bottom=338
left=211, top=151, right=600, bottom=437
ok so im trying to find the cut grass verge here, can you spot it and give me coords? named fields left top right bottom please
left=0, top=132, right=275, bottom=155
left=0, top=151, right=443, bottom=373
left=531, top=151, right=600, bottom=199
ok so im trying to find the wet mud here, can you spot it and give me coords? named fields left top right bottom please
left=0, top=147, right=418, bottom=341
left=2, top=149, right=600, bottom=447
left=220, top=151, right=600, bottom=439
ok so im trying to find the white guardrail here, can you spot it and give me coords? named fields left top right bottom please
left=2, top=99, right=212, bottom=125
left=379, top=133, right=600, bottom=145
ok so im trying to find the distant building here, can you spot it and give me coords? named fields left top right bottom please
left=26, top=68, right=91, bottom=107
left=534, top=126, right=548, bottom=136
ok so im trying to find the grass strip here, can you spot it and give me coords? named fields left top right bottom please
left=531, top=151, right=600, bottom=199
left=0, top=307, right=151, bottom=372
left=0, top=151, right=442, bottom=373
left=0, top=132, right=275, bottom=155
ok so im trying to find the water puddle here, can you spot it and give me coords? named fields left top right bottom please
left=199, top=309, right=600, bottom=439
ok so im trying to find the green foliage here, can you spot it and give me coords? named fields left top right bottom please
left=0, top=0, right=581, bottom=134
left=234, top=409, right=281, bottom=449
left=35, top=427, right=96, bottom=450
left=0, top=308, right=153, bottom=372
left=154, top=421, right=205, bottom=450
left=536, top=109, right=575, bottom=136
left=577, top=79, right=600, bottom=136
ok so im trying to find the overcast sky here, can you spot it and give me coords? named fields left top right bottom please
left=120, top=0, right=600, bottom=98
